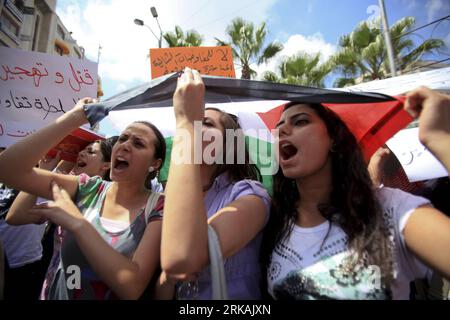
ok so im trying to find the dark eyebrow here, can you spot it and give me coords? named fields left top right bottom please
left=276, top=112, right=310, bottom=128
left=275, top=119, right=285, bottom=128
left=204, top=116, right=218, bottom=126
left=133, top=136, right=147, bottom=145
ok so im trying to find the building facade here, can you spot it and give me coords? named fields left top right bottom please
left=0, top=0, right=85, bottom=59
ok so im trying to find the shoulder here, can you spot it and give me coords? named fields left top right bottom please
left=376, top=186, right=431, bottom=234
left=145, top=192, right=165, bottom=223
left=76, top=173, right=110, bottom=203
left=78, top=173, right=108, bottom=191
left=228, top=179, right=271, bottom=223
left=376, top=187, right=430, bottom=214
left=230, top=179, right=269, bottom=197
left=154, top=193, right=165, bottom=213
left=230, top=179, right=270, bottom=204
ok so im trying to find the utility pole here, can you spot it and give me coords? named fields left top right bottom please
left=97, top=44, right=102, bottom=64
left=379, top=0, right=397, bottom=77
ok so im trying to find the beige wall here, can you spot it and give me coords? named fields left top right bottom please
left=0, top=0, right=84, bottom=59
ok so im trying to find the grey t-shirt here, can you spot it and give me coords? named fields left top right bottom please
left=48, top=174, right=163, bottom=300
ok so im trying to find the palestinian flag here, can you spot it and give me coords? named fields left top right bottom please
left=89, top=73, right=411, bottom=193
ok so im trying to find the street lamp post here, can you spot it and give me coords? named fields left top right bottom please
left=150, top=7, right=163, bottom=49
left=133, top=18, right=161, bottom=48
left=378, top=0, right=397, bottom=77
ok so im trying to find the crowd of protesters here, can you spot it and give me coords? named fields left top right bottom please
left=0, top=68, right=449, bottom=300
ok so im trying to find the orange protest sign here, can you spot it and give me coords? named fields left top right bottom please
left=150, top=46, right=235, bottom=79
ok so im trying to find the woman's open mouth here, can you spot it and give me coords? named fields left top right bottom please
left=113, top=156, right=129, bottom=172
left=279, top=142, right=298, bottom=162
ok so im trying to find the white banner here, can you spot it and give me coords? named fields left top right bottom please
left=0, top=46, right=97, bottom=147
left=386, top=127, right=448, bottom=182
left=337, top=67, right=450, bottom=95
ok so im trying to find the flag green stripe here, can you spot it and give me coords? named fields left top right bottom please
left=159, top=136, right=275, bottom=195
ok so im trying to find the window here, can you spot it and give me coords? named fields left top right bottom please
left=14, top=0, right=25, bottom=11
left=31, top=14, right=40, bottom=51
left=0, top=12, right=20, bottom=37
left=74, top=48, right=81, bottom=59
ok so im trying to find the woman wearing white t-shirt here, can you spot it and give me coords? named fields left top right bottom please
left=261, top=87, right=450, bottom=300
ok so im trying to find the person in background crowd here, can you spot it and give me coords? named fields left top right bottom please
left=0, top=146, right=46, bottom=300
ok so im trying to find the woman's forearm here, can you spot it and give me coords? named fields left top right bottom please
left=6, top=192, right=43, bottom=225
left=73, top=219, right=161, bottom=300
left=425, top=135, right=450, bottom=175
left=153, top=272, right=176, bottom=300
left=0, top=110, right=86, bottom=185
left=161, top=125, right=209, bottom=275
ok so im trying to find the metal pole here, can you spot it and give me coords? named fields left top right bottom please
left=378, top=0, right=397, bottom=77
left=97, top=44, right=102, bottom=64
left=155, top=17, right=163, bottom=48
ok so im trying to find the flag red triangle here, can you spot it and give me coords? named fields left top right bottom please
left=257, top=96, right=412, bottom=160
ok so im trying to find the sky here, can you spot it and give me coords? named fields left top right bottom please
left=54, top=0, right=450, bottom=135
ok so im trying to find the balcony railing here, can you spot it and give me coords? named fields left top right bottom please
left=4, top=0, right=24, bottom=23
left=0, top=20, right=21, bottom=45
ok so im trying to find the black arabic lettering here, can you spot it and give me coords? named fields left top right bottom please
left=153, top=57, right=164, bottom=67
left=217, top=48, right=229, bottom=62
left=200, top=50, right=213, bottom=62
left=0, top=123, right=3, bottom=136
left=42, top=97, right=65, bottom=120
left=9, top=90, right=19, bottom=108
left=404, top=146, right=428, bottom=165
left=175, top=53, right=185, bottom=65
left=21, top=97, right=32, bottom=109
left=34, top=98, right=43, bottom=110
left=162, top=52, right=173, bottom=65
left=186, top=54, right=195, bottom=63
left=7, top=130, right=30, bottom=138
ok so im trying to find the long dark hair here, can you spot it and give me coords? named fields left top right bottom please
left=205, top=107, right=261, bottom=183
left=99, top=136, right=118, bottom=181
left=133, top=121, right=166, bottom=189
left=261, top=102, right=394, bottom=291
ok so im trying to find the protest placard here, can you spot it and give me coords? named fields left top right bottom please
left=386, top=127, right=448, bottom=182
left=0, top=46, right=98, bottom=147
left=150, top=46, right=235, bottom=79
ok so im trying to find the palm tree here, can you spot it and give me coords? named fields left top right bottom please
left=163, top=25, right=203, bottom=47
left=263, top=52, right=332, bottom=87
left=389, top=17, right=445, bottom=72
left=216, top=17, right=283, bottom=79
left=331, top=17, right=445, bottom=87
